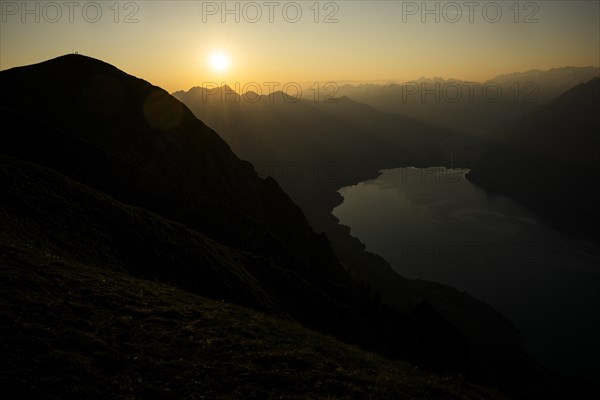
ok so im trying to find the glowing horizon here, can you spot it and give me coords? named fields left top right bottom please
left=1, top=1, right=599, bottom=92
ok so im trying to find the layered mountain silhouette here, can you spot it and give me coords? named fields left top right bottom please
left=172, top=86, right=453, bottom=226
left=1, top=55, right=594, bottom=399
left=467, top=78, right=600, bottom=242
left=337, top=67, right=599, bottom=136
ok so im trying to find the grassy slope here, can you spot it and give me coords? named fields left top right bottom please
left=0, top=154, right=370, bottom=341
left=0, top=244, right=506, bottom=400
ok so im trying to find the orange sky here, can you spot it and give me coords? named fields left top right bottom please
left=1, top=1, right=599, bottom=92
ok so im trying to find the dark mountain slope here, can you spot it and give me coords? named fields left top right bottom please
left=0, top=56, right=470, bottom=372
left=0, top=54, right=346, bottom=289
left=467, top=78, right=600, bottom=241
left=0, top=245, right=507, bottom=400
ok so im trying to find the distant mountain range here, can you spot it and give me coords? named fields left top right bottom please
left=337, top=67, right=599, bottom=135
left=1, top=55, right=595, bottom=399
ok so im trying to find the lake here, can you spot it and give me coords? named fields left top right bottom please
left=333, top=167, right=600, bottom=379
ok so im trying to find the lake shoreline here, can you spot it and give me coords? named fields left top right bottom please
left=332, top=166, right=600, bottom=382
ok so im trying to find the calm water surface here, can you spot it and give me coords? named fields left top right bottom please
left=333, top=167, right=600, bottom=378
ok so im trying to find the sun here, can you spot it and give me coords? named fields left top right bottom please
left=210, top=53, right=230, bottom=72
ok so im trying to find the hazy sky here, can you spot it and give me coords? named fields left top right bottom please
left=1, top=1, right=599, bottom=92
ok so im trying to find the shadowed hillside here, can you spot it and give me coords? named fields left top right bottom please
left=467, top=78, right=600, bottom=242
left=0, top=243, right=508, bottom=400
